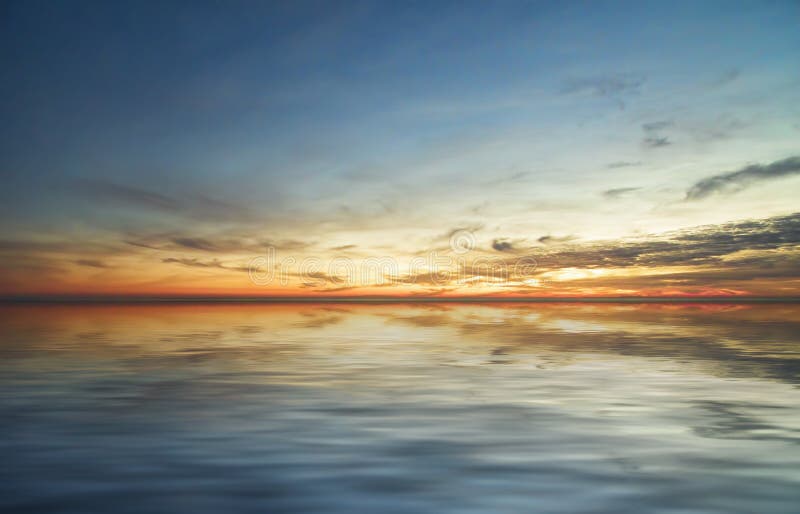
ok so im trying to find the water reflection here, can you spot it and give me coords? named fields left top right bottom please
left=1, top=303, right=799, bottom=513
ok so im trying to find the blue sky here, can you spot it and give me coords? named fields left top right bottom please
left=1, top=1, right=799, bottom=295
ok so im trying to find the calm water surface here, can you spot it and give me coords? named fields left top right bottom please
left=1, top=303, right=799, bottom=513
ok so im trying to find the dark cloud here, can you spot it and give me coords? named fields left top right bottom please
left=124, top=240, right=161, bottom=250
left=537, top=235, right=576, bottom=245
left=492, top=239, right=514, bottom=252
left=602, top=187, right=640, bottom=199
left=331, top=244, right=357, bottom=251
left=284, top=213, right=800, bottom=292
left=528, top=212, right=800, bottom=272
left=685, top=156, right=800, bottom=201
left=171, top=237, right=220, bottom=252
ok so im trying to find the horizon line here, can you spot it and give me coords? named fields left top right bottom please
left=1, top=295, right=799, bottom=304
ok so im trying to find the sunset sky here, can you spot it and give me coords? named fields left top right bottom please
left=1, top=1, right=799, bottom=297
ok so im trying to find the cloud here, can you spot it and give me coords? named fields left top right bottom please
left=288, top=270, right=352, bottom=289
left=74, top=259, right=108, bottom=268
left=689, top=114, right=746, bottom=142
left=561, top=74, right=645, bottom=109
left=125, top=233, right=314, bottom=253
left=492, top=239, right=514, bottom=252
left=394, top=271, right=454, bottom=286
left=268, top=239, right=313, bottom=251
left=331, top=244, right=357, bottom=251
left=72, top=178, right=178, bottom=211
left=482, top=171, right=530, bottom=187
left=196, top=212, right=800, bottom=292
left=537, top=235, right=576, bottom=245
left=644, top=137, right=670, bottom=147
left=171, top=237, right=220, bottom=252
left=526, top=212, right=800, bottom=273
left=602, top=187, right=640, bottom=199
left=711, top=68, right=740, bottom=87
left=642, top=121, right=672, bottom=132
left=685, top=156, right=800, bottom=200
left=188, top=193, right=253, bottom=222
left=442, top=224, right=483, bottom=240
left=0, top=238, right=122, bottom=256
left=124, top=240, right=161, bottom=250
left=303, top=271, right=345, bottom=285
left=642, top=120, right=673, bottom=148
left=163, top=257, right=220, bottom=267
left=607, top=161, right=641, bottom=169
left=71, top=178, right=254, bottom=222
left=161, top=257, right=249, bottom=272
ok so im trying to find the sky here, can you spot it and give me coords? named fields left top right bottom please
left=0, top=0, right=799, bottom=297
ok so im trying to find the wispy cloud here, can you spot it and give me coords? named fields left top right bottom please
left=561, top=74, right=645, bottom=109
left=710, top=68, right=741, bottom=88
left=642, top=120, right=673, bottom=148
left=537, top=235, right=576, bottom=245
left=71, top=178, right=254, bottom=222
left=72, top=178, right=179, bottom=211
left=482, top=171, right=530, bottom=187
left=0, top=239, right=121, bottom=255
left=302, top=271, right=345, bottom=285
left=642, top=121, right=673, bottom=132
left=602, top=187, right=640, bottom=199
left=686, top=156, right=800, bottom=200
left=607, top=161, right=641, bottom=169
left=171, top=237, right=221, bottom=252
left=643, top=137, right=670, bottom=147
left=125, top=233, right=314, bottom=254
left=161, top=257, right=249, bottom=272
left=442, top=225, right=483, bottom=240
left=74, top=259, right=109, bottom=268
